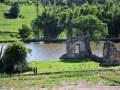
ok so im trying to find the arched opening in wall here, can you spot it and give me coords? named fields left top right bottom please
left=75, top=44, right=80, bottom=54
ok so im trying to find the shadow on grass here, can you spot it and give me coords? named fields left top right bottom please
left=60, top=58, right=92, bottom=63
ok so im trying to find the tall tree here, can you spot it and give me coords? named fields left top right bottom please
left=31, top=6, right=63, bottom=39
left=72, top=15, right=108, bottom=41
left=9, top=2, right=20, bottom=18
left=97, top=0, right=120, bottom=38
left=58, top=4, right=80, bottom=38
left=35, top=0, right=40, bottom=38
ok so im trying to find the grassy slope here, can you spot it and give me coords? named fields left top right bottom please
left=1, top=59, right=120, bottom=89
left=0, top=3, right=43, bottom=41
left=0, top=3, right=37, bottom=32
left=0, top=2, right=67, bottom=40
left=0, top=71, right=100, bottom=89
left=28, top=60, right=101, bottom=73
left=26, top=59, right=120, bottom=74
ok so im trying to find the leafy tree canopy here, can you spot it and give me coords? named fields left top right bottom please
left=19, top=24, right=31, bottom=39
left=4, top=2, right=20, bottom=18
left=31, top=6, right=63, bottom=39
left=72, top=14, right=108, bottom=41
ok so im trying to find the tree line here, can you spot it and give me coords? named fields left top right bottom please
left=31, top=0, right=120, bottom=39
left=1, top=0, right=120, bottom=39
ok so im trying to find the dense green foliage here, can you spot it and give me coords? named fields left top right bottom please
left=0, top=0, right=120, bottom=41
left=19, top=24, right=31, bottom=38
left=9, top=2, right=20, bottom=18
left=0, top=0, right=4, bottom=3
left=72, top=15, right=108, bottom=40
left=4, top=2, right=20, bottom=18
left=31, top=6, right=63, bottom=39
left=2, top=41, right=27, bottom=73
left=31, top=0, right=120, bottom=39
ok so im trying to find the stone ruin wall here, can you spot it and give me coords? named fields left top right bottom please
left=103, top=41, right=120, bottom=66
left=61, top=35, right=120, bottom=66
left=61, top=34, right=92, bottom=59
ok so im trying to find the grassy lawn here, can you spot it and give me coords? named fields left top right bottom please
left=0, top=71, right=100, bottom=89
left=27, top=59, right=102, bottom=73
left=0, top=3, right=39, bottom=32
left=26, top=59, right=120, bottom=74
left=0, top=3, right=43, bottom=41
left=0, top=59, right=120, bottom=89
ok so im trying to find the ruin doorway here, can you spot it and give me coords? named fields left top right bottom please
left=75, top=44, right=80, bottom=54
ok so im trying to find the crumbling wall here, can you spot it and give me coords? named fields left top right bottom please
left=61, top=34, right=92, bottom=59
left=103, top=41, right=120, bottom=66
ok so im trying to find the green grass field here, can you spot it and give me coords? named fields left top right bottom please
left=0, top=3, right=43, bottom=41
left=28, top=59, right=101, bottom=73
left=0, top=59, right=120, bottom=89
left=0, top=71, right=100, bottom=89
left=26, top=59, right=120, bottom=74
left=0, top=3, right=39, bottom=32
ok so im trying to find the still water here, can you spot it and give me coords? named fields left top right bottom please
left=0, top=42, right=120, bottom=61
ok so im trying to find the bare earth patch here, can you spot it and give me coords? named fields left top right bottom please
left=24, top=85, right=120, bottom=90
left=15, top=80, right=120, bottom=90
left=51, top=80, right=120, bottom=90
left=1, top=80, right=120, bottom=90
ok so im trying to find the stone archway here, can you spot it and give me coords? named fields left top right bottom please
left=75, top=44, right=80, bottom=54
left=60, top=34, right=92, bottom=58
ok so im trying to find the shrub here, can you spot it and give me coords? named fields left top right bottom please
left=4, top=2, right=20, bottom=18
left=0, top=0, right=4, bottom=3
left=2, top=41, right=27, bottom=73
left=19, top=24, right=31, bottom=39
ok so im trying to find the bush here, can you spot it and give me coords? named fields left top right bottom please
left=2, top=41, right=27, bottom=73
left=19, top=24, right=31, bottom=39
left=0, top=0, right=4, bottom=3
left=4, top=2, right=20, bottom=18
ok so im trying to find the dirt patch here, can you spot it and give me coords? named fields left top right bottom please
left=23, top=80, right=120, bottom=90
left=51, top=80, right=113, bottom=90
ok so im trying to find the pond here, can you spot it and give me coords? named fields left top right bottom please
left=0, top=41, right=120, bottom=61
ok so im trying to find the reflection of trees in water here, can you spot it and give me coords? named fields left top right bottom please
left=47, top=49, right=66, bottom=59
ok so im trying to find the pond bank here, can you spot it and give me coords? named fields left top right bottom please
left=0, top=39, right=66, bottom=43
left=0, top=38, right=120, bottom=43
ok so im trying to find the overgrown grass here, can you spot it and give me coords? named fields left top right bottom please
left=100, top=71, right=120, bottom=86
left=26, top=59, right=102, bottom=74
left=0, top=3, right=43, bottom=41
left=0, top=71, right=100, bottom=89
left=0, top=70, right=119, bottom=89
left=0, top=32, right=19, bottom=41
left=26, top=59, right=120, bottom=74
left=0, top=3, right=39, bottom=32
left=0, top=3, right=67, bottom=41
left=1, top=59, right=120, bottom=89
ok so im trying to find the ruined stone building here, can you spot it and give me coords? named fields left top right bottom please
left=61, top=31, right=120, bottom=66
left=61, top=34, right=92, bottom=58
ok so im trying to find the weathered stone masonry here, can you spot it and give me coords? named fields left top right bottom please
left=61, top=32, right=120, bottom=66
left=102, top=41, right=120, bottom=66
left=61, top=34, right=92, bottom=58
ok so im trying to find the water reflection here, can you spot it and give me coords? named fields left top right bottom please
left=90, top=42, right=104, bottom=57
left=26, top=42, right=66, bottom=61
left=0, top=41, right=120, bottom=61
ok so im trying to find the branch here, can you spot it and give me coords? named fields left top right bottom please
left=0, top=45, right=4, bottom=60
